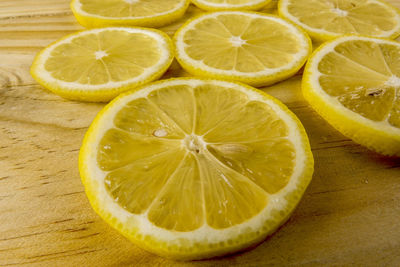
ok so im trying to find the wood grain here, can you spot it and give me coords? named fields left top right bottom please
left=1, top=0, right=400, bottom=266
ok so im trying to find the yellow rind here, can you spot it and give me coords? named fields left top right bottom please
left=191, top=0, right=271, bottom=11
left=173, top=12, right=312, bottom=87
left=302, top=35, right=400, bottom=156
left=79, top=77, right=314, bottom=260
left=278, top=0, right=400, bottom=43
left=70, top=0, right=191, bottom=28
left=30, top=27, right=174, bottom=102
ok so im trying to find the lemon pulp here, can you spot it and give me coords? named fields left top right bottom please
left=45, top=30, right=161, bottom=85
left=183, top=15, right=299, bottom=71
left=97, top=83, right=295, bottom=230
left=317, top=39, right=400, bottom=127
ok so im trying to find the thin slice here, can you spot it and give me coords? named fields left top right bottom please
left=174, top=11, right=312, bottom=87
left=79, top=78, right=314, bottom=260
left=71, top=0, right=190, bottom=28
left=279, top=0, right=400, bottom=42
left=191, top=0, right=271, bottom=11
left=302, top=35, right=400, bottom=156
left=30, top=27, right=173, bottom=102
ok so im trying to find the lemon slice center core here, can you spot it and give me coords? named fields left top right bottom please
left=331, top=8, right=348, bottom=17
left=229, top=36, right=246, bottom=47
left=183, top=134, right=207, bottom=154
left=385, top=75, right=400, bottom=87
left=94, top=50, right=108, bottom=60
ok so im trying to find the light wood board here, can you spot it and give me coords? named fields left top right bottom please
left=1, top=0, right=400, bottom=266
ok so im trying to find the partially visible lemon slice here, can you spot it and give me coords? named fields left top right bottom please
left=191, top=0, right=271, bottom=11
left=79, top=78, right=314, bottom=260
left=71, top=0, right=190, bottom=28
left=303, top=35, right=400, bottom=156
left=174, top=11, right=312, bottom=87
left=278, top=0, right=400, bottom=42
left=30, top=27, right=173, bottom=102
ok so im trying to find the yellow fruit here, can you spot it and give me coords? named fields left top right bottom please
left=174, top=11, right=312, bottom=87
left=79, top=78, right=314, bottom=260
left=71, top=0, right=190, bottom=28
left=30, top=27, right=173, bottom=102
left=303, top=35, right=400, bottom=156
left=191, top=0, right=271, bottom=11
left=278, top=0, right=400, bottom=42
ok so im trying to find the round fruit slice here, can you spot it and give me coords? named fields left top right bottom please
left=278, top=0, right=400, bottom=42
left=174, top=11, right=312, bottom=87
left=303, top=36, right=400, bottom=156
left=79, top=78, right=314, bottom=260
left=30, top=27, right=173, bottom=102
left=191, top=0, right=271, bottom=11
left=71, top=0, right=190, bottom=28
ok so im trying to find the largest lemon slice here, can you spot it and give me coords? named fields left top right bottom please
left=174, top=11, right=312, bottom=87
left=278, top=0, right=400, bottom=42
left=79, top=78, right=314, bottom=260
left=303, top=36, right=400, bottom=156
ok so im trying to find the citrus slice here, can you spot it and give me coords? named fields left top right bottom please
left=79, top=78, right=314, bottom=260
left=71, top=0, right=190, bottom=28
left=191, top=0, right=271, bottom=11
left=30, top=27, right=173, bottom=102
left=278, top=0, right=400, bottom=42
left=303, top=35, right=400, bottom=156
left=174, top=11, right=312, bottom=87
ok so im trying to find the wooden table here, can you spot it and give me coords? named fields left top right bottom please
left=1, top=1, right=400, bottom=266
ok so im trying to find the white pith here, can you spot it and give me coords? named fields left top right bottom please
left=183, top=134, right=207, bottom=153
left=82, top=79, right=310, bottom=246
left=331, top=7, right=348, bottom=17
left=94, top=50, right=108, bottom=60
left=73, top=0, right=187, bottom=20
left=33, top=27, right=171, bottom=91
left=279, top=0, right=400, bottom=38
left=385, top=75, right=400, bottom=87
left=175, top=11, right=311, bottom=78
left=230, top=36, right=247, bottom=47
left=306, top=36, right=400, bottom=136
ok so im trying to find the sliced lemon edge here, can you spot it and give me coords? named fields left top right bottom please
left=302, top=35, right=400, bottom=156
left=278, top=0, right=400, bottom=42
left=30, top=27, right=174, bottom=102
left=173, top=11, right=312, bottom=87
left=70, top=0, right=191, bottom=28
left=79, top=77, right=314, bottom=260
left=191, top=0, right=271, bottom=11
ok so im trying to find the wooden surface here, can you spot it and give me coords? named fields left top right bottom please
left=1, top=0, right=400, bottom=266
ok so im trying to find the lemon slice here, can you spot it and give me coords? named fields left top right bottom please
left=191, top=0, right=271, bottom=11
left=278, top=0, right=400, bottom=42
left=303, top=35, right=400, bottom=156
left=79, top=78, right=314, bottom=260
left=71, top=0, right=190, bottom=28
left=30, top=27, right=173, bottom=102
left=174, top=11, right=312, bottom=87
